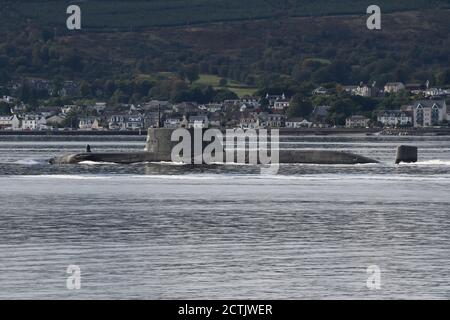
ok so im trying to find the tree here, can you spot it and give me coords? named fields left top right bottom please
left=259, top=97, right=270, bottom=112
left=213, top=89, right=238, bottom=102
left=80, top=81, right=91, bottom=98
left=287, top=94, right=313, bottom=118
left=184, top=64, right=200, bottom=84
left=219, top=78, right=228, bottom=86
left=0, top=102, right=11, bottom=115
left=436, top=69, right=450, bottom=86
left=111, top=89, right=129, bottom=104
left=62, top=111, right=79, bottom=129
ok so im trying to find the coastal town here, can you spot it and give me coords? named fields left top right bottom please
left=0, top=80, right=449, bottom=133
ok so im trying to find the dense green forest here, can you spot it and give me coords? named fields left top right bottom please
left=0, top=1, right=449, bottom=108
left=2, top=0, right=450, bottom=30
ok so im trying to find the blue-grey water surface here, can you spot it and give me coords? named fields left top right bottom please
left=0, top=134, right=449, bottom=299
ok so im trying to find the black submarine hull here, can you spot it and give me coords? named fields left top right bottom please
left=49, top=150, right=378, bottom=165
left=49, top=128, right=379, bottom=165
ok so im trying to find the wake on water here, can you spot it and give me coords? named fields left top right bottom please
left=6, top=158, right=450, bottom=166
left=11, top=159, right=45, bottom=165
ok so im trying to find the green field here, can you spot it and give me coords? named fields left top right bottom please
left=134, top=73, right=257, bottom=97
left=2, top=0, right=450, bottom=30
left=194, top=74, right=258, bottom=97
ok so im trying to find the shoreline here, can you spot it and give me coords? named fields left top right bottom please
left=1, top=128, right=450, bottom=136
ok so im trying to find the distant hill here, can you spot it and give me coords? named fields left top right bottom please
left=0, top=2, right=449, bottom=103
left=1, top=0, right=450, bottom=30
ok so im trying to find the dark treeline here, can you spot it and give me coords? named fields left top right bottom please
left=0, top=6, right=449, bottom=115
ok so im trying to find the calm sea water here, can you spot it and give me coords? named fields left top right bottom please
left=0, top=134, right=449, bottom=299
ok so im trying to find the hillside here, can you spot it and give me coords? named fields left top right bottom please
left=1, top=0, right=450, bottom=30
left=0, top=2, right=449, bottom=103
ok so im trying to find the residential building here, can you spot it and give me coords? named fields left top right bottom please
left=266, top=93, right=288, bottom=108
left=413, top=100, right=447, bottom=127
left=266, top=114, right=286, bottom=128
left=79, top=117, right=101, bottom=130
left=109, top=114, right=127, bottom=130
left=1, top=95, right=15, bottom=103
left=172, top=102, right=197, bottom=114
left=240, top=114, right=258, bottom=129
left=22, top=114, right=47, bottom=130
left=312, top=105, right=331, bottom=124
left=384, top=82, right=405, bottom=94
left=377, top=110, right=413, bottom=127
left=164, top=117, right=183, bottom=129
left=143, top=112, right=161, bottom=129
left=92, top=102, right=107, bottom=113
left=345, top=115, right=370, bottom=128
left=343, top=85, right=358, bottom=94
left=188, top=115, right=209, bottom=129
left=353, top=83, right=378, bottom=97
left=424, top=88, right=446, bottom=98
left=46, top=114, right=66, bottom=126
left=108, top=114, right=144, bottom=130
left=312, top=87, right=328, bottom=95
left=143, top=100, right=173, bottom=112
left=61, top=105, right=78, bottom=115
left=0, top=115, right=21, bottom=130
left=405, top=83, right=425, bottom=94
left=125, top=114, right=144, bottom=130
left=286, top=118, right=312, bottom=128
left=273, top=99, right=290, bottom=111
left=198, top=103, right=223, bottom=113
left=209, top=112, right=223, bottom=128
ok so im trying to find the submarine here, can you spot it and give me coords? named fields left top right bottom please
left=49, top=128, right=382, bottom=165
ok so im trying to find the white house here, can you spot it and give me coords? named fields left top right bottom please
left=424, top=88, right=446, bottom=98
left=345, top=115, right=370, bottom=128
left=0, top=115, right=21, bottom=130
left=198, top=103, right=222, bottom=113
left=312, top=87, right=328, bottom=95
left=384, top=82, right=405, bottom=94
left=413, top=100, right=447, bottom=127
left=272, top=99, right=290, bottom=110
left=125, top=114, right=144, bottom=130
left=266, top=93, right=289, bottom=109
left=164, top=118, right=183, bottom=129
left=286, top=118, right=312, bottom=128
left=108, top=114, right=144, bottom=130
left=79, top=117, right=101, bottom=130
left=1, top=95, right=15, bottom=103
left=61, top=105, right=78, bottom=115
left=109, top=114, right=127, bottom=130
left=377, top=110, right=413, bottom=127
left=355, top=84, right=378, bottom=97
left=22, top=114, right=47, bottom=130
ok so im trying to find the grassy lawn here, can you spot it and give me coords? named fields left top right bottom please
left=135, top=73, right=257, bottom=97
left=194, top=74, right=258, bottom=97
